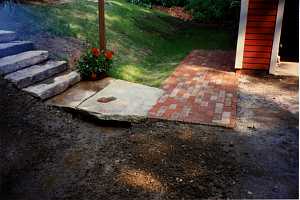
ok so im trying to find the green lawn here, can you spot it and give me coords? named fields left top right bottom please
left=2, top=0, right=234, bottom=87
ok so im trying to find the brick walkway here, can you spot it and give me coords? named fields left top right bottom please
left=148, top=50, right=238, bottom=128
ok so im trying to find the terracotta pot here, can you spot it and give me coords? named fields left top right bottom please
left=90, top=72, right=108, bottom=81
left=91, top=72, right=97, bottom=81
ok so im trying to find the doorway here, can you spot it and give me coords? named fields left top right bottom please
left=279, top=0, right=299, bottom=62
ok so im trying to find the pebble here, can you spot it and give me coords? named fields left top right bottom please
left=176, top=177, right=183, bottom=182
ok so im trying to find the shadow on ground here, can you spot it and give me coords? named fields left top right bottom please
left=0, top=72, right=298, bottom=199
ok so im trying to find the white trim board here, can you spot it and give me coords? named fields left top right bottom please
left=234, top=0, right=249, bottom=69
left=269, top=0, right=285, bottom=74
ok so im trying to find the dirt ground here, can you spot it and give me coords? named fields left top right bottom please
left=0, top=65, right=298, bottom=199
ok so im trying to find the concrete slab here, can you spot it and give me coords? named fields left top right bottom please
left=77, top=80, right=164, bottom=122
left=47, top=77, right=114, bottom=108
left=272, top=62, right=299, bottom=76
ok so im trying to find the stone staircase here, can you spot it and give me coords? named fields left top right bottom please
left=0, top=30, right=80, bottom=100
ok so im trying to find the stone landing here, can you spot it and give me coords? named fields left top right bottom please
left=47, top=78, right=164, bottom=122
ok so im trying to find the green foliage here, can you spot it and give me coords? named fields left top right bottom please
left=76, top=49, right=113, bottom=80
left=127, top=0, right=240, bottom=23
left=186, top=0, right=240, bottom=22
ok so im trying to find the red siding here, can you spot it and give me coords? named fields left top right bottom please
left=242, top=0, right=278, bottom=70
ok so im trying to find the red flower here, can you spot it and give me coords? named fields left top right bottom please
left=105, top=50, right=114, bottom=60
left=91, top=48, right=100, bottom=57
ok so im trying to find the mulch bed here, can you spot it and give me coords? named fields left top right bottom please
left=154, top=6, right=193, bottom=21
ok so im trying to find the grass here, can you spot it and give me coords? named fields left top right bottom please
left=0, top=0, right=234, bottom=87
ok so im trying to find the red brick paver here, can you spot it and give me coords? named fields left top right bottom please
left=148, top=50, right=238, bottom=128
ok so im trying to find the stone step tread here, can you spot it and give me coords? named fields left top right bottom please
left=0, top=50, right=49, bottom=75
left=0, top=30, right=16, bottom=43
left=0, top=30, right=15, bottom=34
left=23, top=71, right=81, bottom=100
left=0, top=40, right=32, bottom=49
left=0, top=41, right=34, bottom=58
left=5, top=60, right=68, bottom=89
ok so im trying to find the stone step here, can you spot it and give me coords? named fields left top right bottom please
left=0, top=41, right=34, bottom=58
left=5, top=60, right=68, bottom=89
left=0, top=50, right=49, bottom=75
left=0, top=30, right=16, bottom=43
left=23, top=71, right=81, bottom=100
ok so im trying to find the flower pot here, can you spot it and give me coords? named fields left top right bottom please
left=91, top=72, right=97, bottom=81
left=89, top=71, right=108, bottom=81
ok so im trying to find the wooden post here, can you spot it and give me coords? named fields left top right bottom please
left=98, top=0, right=106, bottom=51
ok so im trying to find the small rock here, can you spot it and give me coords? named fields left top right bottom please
left=176, top=177, right=183, bottom=182
left=97, top=96, right=117, bottom=103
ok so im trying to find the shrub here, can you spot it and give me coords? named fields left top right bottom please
left=186, top=0, right=240, bottom=22
left=127, top=0, right=240, bottom=23
left=76, top=48, right=114, bottom=80
left=126, top=0, right=187, bottom=7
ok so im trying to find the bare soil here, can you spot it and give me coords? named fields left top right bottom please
left=0, top=66, right=298, bottom=199
left=29, top=33, right=88, bottom=69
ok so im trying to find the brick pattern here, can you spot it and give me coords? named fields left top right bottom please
left=148, top=50, right=238, bottom=128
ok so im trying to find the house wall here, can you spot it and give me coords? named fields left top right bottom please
left=236, top=0, right=280, bottom=70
